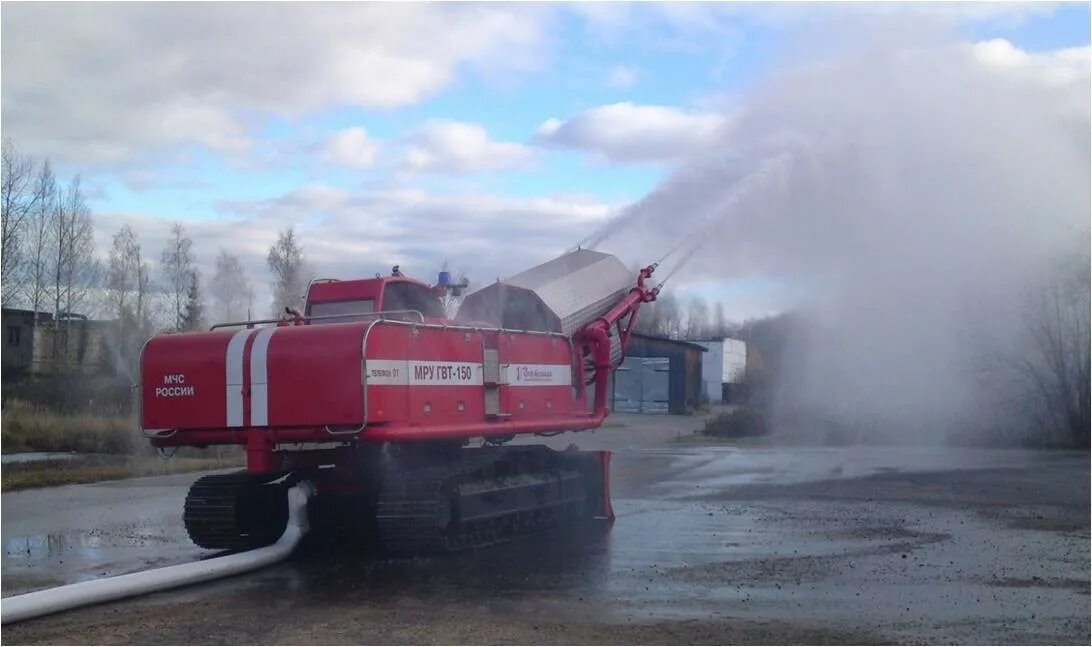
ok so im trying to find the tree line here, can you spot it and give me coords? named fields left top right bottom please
left=1, top=139, right=313, bottom=375
left=1, top=139, right=95, bottom=323
left=635, top=292, right=739, bottom=340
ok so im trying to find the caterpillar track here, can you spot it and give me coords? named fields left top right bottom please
left=376, top=445, right=589, bottom=554
left=180, top=445, right=607, bottom=554
left=183, top=472, right=290, bottom=551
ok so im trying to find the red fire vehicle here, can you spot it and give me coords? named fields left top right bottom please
left=140, top=249, right=657, bottom=552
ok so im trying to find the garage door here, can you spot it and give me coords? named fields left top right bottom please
left=613, top=356, right=670, bottom=414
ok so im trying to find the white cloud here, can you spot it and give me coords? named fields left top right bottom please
left=966, top=39, right=1090, bottom=147
left=576, top=2, right=1056, bottom=34
left=117, top=169, right=212, bottom=193
left=972, top=39, right=1091, bottom=86
left=1, top=4, right=549, bottom=164
left=566, top=3, right=744, bottom=53
left=402, top=121, right=535, bottom=173
left=606, top=65, right=639, bottom=89
left=535, top=102, right=730, bottom=163
left=325, top=127, right=380, bottom=169
left=856, top=2, right=1056, bottom=26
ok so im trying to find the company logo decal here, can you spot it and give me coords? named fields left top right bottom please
left=518, top=366, right=554, bottom=382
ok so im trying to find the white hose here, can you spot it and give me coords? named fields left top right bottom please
left=1, top=481, right=313, bottom=624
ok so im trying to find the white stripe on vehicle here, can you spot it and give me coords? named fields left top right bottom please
left=225, top=328, right=257, bottom=427
left=366, top=360, right=482, bottom=386
left=249, top=327, right=276, bottom=426
left=364, top=360, right=571, bottom=387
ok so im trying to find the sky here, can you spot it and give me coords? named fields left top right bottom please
left=2, top=1, right=1089, bottom=320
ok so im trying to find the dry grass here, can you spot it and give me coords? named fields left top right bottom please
left=699, top=407, right=768, bottom=438
left=1, top=399, right=246, bottom=490
left=2, top=454, right=244, bottom=491
left=1, top=399, right=136, bottom=454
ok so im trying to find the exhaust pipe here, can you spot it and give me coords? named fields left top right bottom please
left=1, top=481, right=314, bottom=625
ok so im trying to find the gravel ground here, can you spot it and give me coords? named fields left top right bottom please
left=3, top=414, right=1088, bottom=644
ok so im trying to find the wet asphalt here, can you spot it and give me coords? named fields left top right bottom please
left=2, top=414, right=1089, bottom=644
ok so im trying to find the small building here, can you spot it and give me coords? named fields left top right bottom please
left=1, top=307, right=117, bottom=378
left=694, top=337, right=748, bottom=404
left=2, top=308, right=40, bottom=377
left=612, top=333, right=705, bottom=415
left=32, top=316, right=116, bottom=376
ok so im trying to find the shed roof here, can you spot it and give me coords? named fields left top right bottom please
left=631, top=332, right=709, bottom=351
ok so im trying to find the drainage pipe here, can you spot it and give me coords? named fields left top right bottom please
left=1, top=481, right=313, bottom=625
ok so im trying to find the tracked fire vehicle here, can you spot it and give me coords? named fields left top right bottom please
left=140, top=250, right=658, bottom=552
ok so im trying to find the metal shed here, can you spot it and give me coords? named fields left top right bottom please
left=613, top=333, right=706, bottom=415
left=693, top=337, right=749, bottom=404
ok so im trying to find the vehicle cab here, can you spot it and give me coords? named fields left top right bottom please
left=303, top=270, right=448, bottom=324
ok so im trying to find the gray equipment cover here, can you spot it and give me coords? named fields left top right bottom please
left=456, top=249, right=633, bottom=337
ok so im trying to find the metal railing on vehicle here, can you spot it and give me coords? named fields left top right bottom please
left=208, top=309, right=425, bottom=330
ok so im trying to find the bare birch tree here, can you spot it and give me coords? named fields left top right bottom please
left=105, top=224, right=152, bottom=374
left=181, top=270, right=204, bottom=331
left=106, top=224, right=152, bottom=326
left=210, top=250, right=254, bottom=322
left=46, top=176, right=96, bottom=363
left=1, top=139, right=38, bottom=303
left=635, top=295, right=663, bottom=336
left=267, top=227, right=308, bottom=315
left=1012, top=255, right=1091, bottom=447
left=50, top=176, right=96, bottom=320
left=978, top=248, right=1092, bottom=447
left=685, top=296, right=709, bottom=339
left=713, top=301, right=727, bottom=338
left=25, top=161, right=57, bottom=321
left=636, top=291, right=682, bottom=339
left=160, top=222, right=196, bottom=331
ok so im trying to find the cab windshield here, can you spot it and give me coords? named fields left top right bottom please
left=307, top=299, right=375, bottom=323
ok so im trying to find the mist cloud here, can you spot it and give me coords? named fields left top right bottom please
left=595, top=23, right=1089, bottom=442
